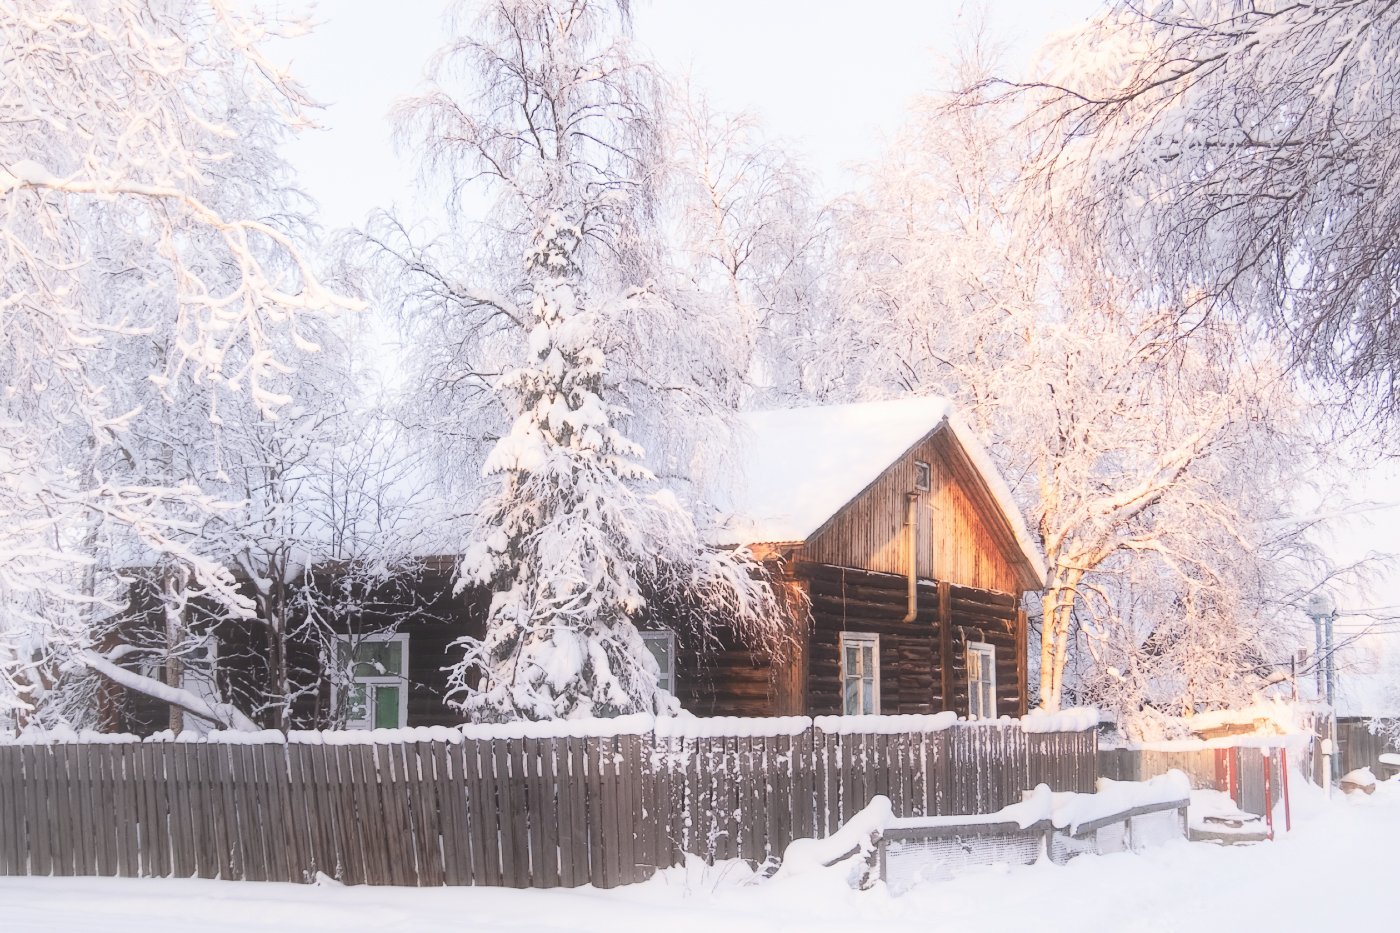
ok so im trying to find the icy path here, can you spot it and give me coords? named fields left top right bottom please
left=6, top=782, right=1395, bottom=933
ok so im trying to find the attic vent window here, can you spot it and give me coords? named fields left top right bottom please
left=914, top=460, right=931, bottom=492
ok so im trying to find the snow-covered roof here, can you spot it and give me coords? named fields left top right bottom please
left=716, top=396, right=1047, bottom=585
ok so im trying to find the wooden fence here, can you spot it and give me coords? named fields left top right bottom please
left=0, top=720, right=1095, bottom=888
left=1335, top=718, right=1398, bottom=776
left=1099, top=743, right=1294, bottom=816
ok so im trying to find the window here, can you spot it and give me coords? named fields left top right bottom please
left=840, top=632, right=880, bottom=715
left=966, top=641, right=996, bottom=720
left=333, top=634, right=409, bottom=730
left=640, top=631, right=676, bottom=694
left=914, top=460, right=931, bottom=492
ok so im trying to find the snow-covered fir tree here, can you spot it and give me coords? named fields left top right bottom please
left=382, top=0, right=785, bottom=721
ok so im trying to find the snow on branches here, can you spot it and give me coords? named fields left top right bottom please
left=1016, top=0, right=1400, bottom=419
left=0, top=0, right=355, bottom=726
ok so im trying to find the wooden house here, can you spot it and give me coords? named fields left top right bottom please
left=674, top=396, right=1045, bottom=719
left=110, top=397, right=1043, bottom=733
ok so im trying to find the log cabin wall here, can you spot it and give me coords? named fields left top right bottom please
left=801, top=428, right=1026, bottom=594
left=799, top=563, right=1027, bottom=718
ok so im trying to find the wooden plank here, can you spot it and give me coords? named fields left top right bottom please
left=411, top=743, right=443, bottom=887
left=165, top=743, right=191, bottom=878
left=462, top=740, right=495, bottom=886
left=585, top=736, right=607, bottom=886
left=21, top=746, right=48, bottom=877
left=261, top=743, right=293, bottom=883
left=682, top=737, right=701, bottom=857
left=336, top=745, right=366, bottom=885
left=634, top=733, right=655, bottom=879
left=620, top=734, right=642, bottom=883
left=456, top=740, right=480, bottom=886
left=402, top=743, right=434, bottom=886
left=537, top=737, right=562, bottom=888
left=376, top=743, right=412, bottom=886
left=141, top=745, right=168, bottom=879
left=0, top=747, right=16, bottom=874
left=552, top=737, right=577, bottom=887
left=125, top=744, right=149, bottom=878
left=306, top=744, right=339, bottom=882
left=352, top=739, right=386, bottom=885
left=488, top=741, right=517, bottom=887
left=112, top=745, right=137, bottom=877
left=520, top=737, right=546, bottom=887
left=434, top=742, right=466, bottom=886
left=567, top=736, right=590, bottom=886
left=284, top=744, right=312, bottom=883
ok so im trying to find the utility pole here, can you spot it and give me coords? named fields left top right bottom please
left=1306, top=591, right=1339, bottom=783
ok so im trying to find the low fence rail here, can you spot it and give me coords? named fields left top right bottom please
left=0, top=716, right=1096, bottom=889
left=870, top=777, right=1190, bottom=891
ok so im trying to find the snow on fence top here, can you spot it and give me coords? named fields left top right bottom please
left=812, top=712, right=959, bottom=735
left=1020, top=707, right=1100, bottom=734
left=0, top=709, right=1100, bottom=745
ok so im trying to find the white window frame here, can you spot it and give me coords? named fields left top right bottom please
left=966, top=641, right=997, bottom=720
left=332, top=633, right=410, bottom=730
left=640, top=631, right=677, bottom=694
left=839, top=631, right=881, bottom=715
left=914, top=459, right=931, bottom=492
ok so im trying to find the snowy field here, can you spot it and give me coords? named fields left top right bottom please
left=5, top=780, right=1395, bottom=933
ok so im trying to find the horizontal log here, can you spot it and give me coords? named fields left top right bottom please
left=948, top=582, right=1018, bottom=606
left=808, top=575, right=942, bottom=606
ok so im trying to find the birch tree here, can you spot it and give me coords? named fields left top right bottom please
left=835, top=48, right=1322, bottom=716
left=379, top=0, right=784, bottom=721
left=1015, top=0, right=1400, bottom=418
left=0, top=0, right=355, bottom=729
left=669, top=91, right=837, bottom=406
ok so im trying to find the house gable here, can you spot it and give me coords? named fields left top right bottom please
left=802, top=424, right=1039, bottom=594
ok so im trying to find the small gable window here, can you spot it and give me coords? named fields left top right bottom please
left=914, top=460, right=931, bottom=492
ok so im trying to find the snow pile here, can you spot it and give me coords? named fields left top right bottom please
left=1054, top=772, right=1190, bottom=835
left=1020, top=707, right=1099, bottom=733
left=1186, top=700, right=1317, bottom=736
left=772, top=795, right=892, bottom=883
left=1188, top=788, right=1265, bottom=835
left=1340, top=767, right=1377, bottom=793
left=882, top=772, right=1188, bottom=838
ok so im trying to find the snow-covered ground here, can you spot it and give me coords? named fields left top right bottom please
left=5, top=781, right=1394, bottom=933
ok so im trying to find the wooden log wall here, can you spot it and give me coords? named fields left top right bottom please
left=800, top=563, right=1027, bottom=718
left=0, top=721, right=1096, bottom=889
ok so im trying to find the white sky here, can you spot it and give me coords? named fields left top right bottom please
left=278, top=0, right=1099, bottom=229
left=275, top=0, right=1399, bottom=712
